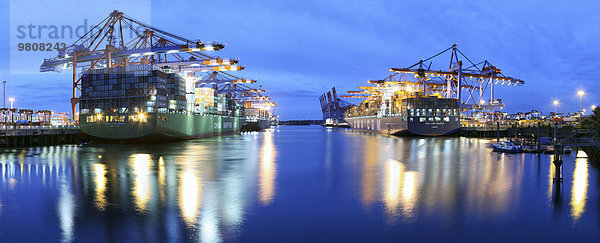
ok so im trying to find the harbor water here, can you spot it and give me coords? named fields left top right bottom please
left=0, top=126, right=598, bottom=242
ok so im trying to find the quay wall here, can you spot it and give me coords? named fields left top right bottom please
left=461, top=125, right=575, bottom=139
left=0, top=126, right=84, bottom=148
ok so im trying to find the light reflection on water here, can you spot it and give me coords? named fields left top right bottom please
left=384, top=159, right=402, bottom=214
left=0, top=127, right=598, bottom=241
left=548, top=154, right=556, bottom=198
left=131, top=154, right=152, bottom=213
left=158, top=156, right=166, bottom=204
left=259, top=130, right=276, bottom=205
left=348, top=131, right=597, bottom=236
left=571, top=157, right=588, bottom=221
left=179, top=170, right=200, bottom=226
left=382, top=159, right=418, bottom=221
left=58, top=177, right=74, bottom=243
left=360, top=135, right=380, bottom=208
left=93, top=163, right=107, bottom=211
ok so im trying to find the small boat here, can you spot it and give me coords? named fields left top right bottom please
left=491, top=141, right=523, bottom=153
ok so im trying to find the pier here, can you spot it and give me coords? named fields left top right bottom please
left=461, top=122, right=577, bottom=138
left=0, top=125, right=80, bottom=148
left=460, top=123, right=511, bottom=137
left=555, top=130, right=600, bottom=167
left=279, top=120, right=322, bottom=125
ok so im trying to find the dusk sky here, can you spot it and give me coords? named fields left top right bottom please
left=1, top=0, right=599, bottom=119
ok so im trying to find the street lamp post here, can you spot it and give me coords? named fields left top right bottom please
left=9, top=98, right=14, bottom=109
left=3, top=80, right=6, bottom=108
left=577, top=90, right=584, bottom=125
left=577, top=91, right=584, bottom=112
left=553, top=100, right=559, bottom=116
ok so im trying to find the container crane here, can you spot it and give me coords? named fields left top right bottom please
left=319, top=87, right=354, bottom=126
left=342, top=44, right=524, bottom=114
left=39, top=10, right=245, bottom=121
left=196, top=71, right=276, bottom=111
left=389, top=44, right=524, bottom=110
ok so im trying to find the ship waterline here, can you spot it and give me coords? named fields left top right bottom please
left=346, top=115, right=460, bottom=136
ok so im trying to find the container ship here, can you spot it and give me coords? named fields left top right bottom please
left=241, top=107, right=273, bottom=131
left=239, top=90, right=276, bottom=132
left=342, top=44, right=524, bottom=136
left=344, top=79, right=460, bottom=136
left=37, top=11, right=274, bottom=143
left=78, top=65, right=244, bottom=142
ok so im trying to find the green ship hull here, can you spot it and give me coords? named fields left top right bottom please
left=80, top=113, right=243, bottom=142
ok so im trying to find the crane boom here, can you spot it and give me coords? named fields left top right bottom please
left=38, top=10, right=251, bottom=120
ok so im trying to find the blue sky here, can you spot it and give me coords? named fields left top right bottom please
left=1, top=0, right=599, bottom=119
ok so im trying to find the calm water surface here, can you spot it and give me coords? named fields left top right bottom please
left=0, top=126, right=599, bottom=242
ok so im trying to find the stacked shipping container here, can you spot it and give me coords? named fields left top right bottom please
left=80, top=64, right=187, bottom=118
left=80, top=64, right=245, bottom=125
left=194, top=87, right=243, bottom=116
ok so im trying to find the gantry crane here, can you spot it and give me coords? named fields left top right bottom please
left=195, top=71, right=276, bottom=110
left=39, top=10, right=248, bottom=121
left=342, top=44, right=524, bottom=113
left=319, top=87, right=354, bottom=125
left=238, top=86, right=277, bottom=110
